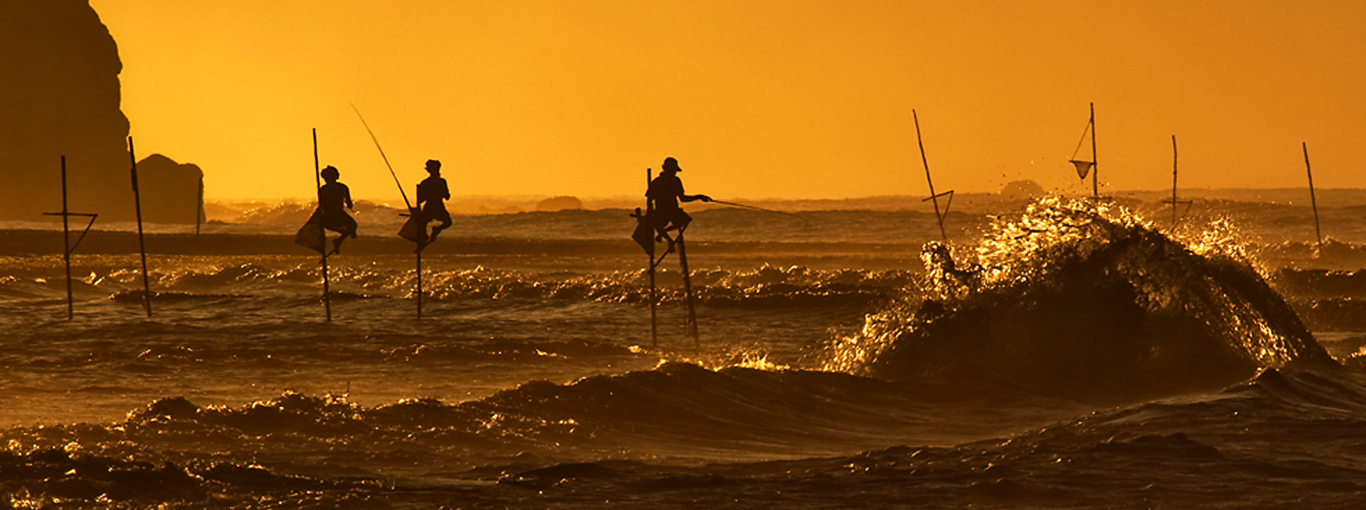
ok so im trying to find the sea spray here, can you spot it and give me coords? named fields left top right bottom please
left=824, top=198, right=1336, bottom=402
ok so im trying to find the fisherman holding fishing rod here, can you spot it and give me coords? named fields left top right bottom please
left=638, top=156, right=712, bottom=345
left=350, top=105, right=446, bottom=249
left=647, top=157, right=711, bottom=251
left=635, top=156, right=797, bottom=345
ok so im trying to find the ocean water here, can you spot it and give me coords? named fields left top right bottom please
left=3, top=192, right=1366, bottom=508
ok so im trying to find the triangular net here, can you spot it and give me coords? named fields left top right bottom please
left=1069, top=160, right=1094, bottom=179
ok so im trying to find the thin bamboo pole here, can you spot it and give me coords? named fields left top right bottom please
left=60, top=156, right=73, bottom=320
left=647, top=168, right=658, bottom=348
left=677, top=232, right=699, bottom=346
left=416, top=248, right=423, bottom=319
left=129, top=137, right=152, bottom=317
left=1089, top=103, right=1099, bottom=199
left=913, top=110, right=949, bottom=241
left=196, top=175, right=203, bottom=235
left=1171, top=136, right=1179, bottom=228
left=44, top=156, right=98, bottom=320
left=1304, top=142, right=1323, bottom=249
left=313, top=129, right=332, bottom=321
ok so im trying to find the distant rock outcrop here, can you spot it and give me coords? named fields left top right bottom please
left=136, top=154, right=205, bottom=224
left=1000, top=180, right=1045, bottom=200
left=535, top=196, right=584, bottom=212
left=0, top=1, right=201, bottom=222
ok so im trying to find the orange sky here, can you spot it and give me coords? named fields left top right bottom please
left=90, top=0, right=1366, bottom=204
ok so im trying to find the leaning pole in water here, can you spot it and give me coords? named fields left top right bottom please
left=196, top=175, right=204, bottom=236
left=676, top=229, right=699, bottom=346
left=129, top=137, right=153, bottom=317
left=646, top=168, right=658, bottom=347
left=1303, top=142, right=1323, bottom=250
left=416, top=242, right=423, bottom=319
left=313, top=129, right=333, bottom=321
left=43, top=156, right=98, bottom=320
left=912, top=109, right=953, bottom=241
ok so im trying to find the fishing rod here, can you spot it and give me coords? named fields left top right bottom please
left=350, top=104, right=414, bottom=210
left=352, top=104, right=427, bottom=319
left=707, top=199, right=803, bottom=219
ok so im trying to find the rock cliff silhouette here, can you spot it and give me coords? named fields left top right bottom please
left=0, top=0, right=201, bottom=223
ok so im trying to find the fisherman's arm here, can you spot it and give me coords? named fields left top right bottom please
left=675, top=179, right=710, bottom=203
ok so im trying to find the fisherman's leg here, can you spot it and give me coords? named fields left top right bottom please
left=429, top=217, right=453, bottom=241
left=329, top=231, right=348, bottom=255
left=656, top=224, right=679, bottom=253
left=329, top=218, right=355, bottom=255
left=343, top=216, right=358, bottom=239
left=653, top=209, right=679, bottom=243
left=659, top=212, right=690, bottom=252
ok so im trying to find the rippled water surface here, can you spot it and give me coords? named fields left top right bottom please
left=5, top=193, right=1366, bottom=508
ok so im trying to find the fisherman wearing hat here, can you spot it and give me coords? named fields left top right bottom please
left=415, top=159, right=452, bottom=243
left=647, top=156, right=711, bottom=250
left=317, top=165, right=358, bottom=255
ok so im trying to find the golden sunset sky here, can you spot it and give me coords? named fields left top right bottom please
left=90, top=0, right=1366, bottom=203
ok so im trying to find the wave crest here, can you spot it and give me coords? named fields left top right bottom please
left=824, top=198, right=1336, bottom=401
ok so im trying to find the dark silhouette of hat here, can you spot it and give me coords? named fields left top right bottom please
left=663, top=157, right=681, bottom=172
left=321, top=165, right=340, bottom=180
left=425, top=159, right=441, bottom=172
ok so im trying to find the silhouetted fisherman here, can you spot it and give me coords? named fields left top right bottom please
left=316, top=165, right=357, bottom=255
left=647, top=157, right=710, bottom=251
left=415, top=159, right=452, bottom=243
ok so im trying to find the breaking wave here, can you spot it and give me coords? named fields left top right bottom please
left=823, top=198, right=1337, bottom=402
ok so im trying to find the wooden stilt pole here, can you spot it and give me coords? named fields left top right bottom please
left=313, top=129, right=332, bottom=321
left=677, top=231, right=699, bottom=346
left=1159, top=135, right=1193, bottom=231
left=44, top=156, right=99, bottom=320
left=646, top=168, right=658, bottom=348
left=1089, top=103, right=1099, bottom=200
left=196, top=175, right=204, bottom=235
left=1304, top=142, right=1323, bottom=249
left=913, top=109, right=953, bottom=241
left=59, top=156, right=73, bottom=320
left=1170, top=135, right=1179, bottom=228
left=416, top=248, right=423, bottom=319
left=129, top=137, right=152, bottom=317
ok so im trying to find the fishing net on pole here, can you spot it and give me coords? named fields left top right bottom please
left=1069, top=117, right=1095, bottom=179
